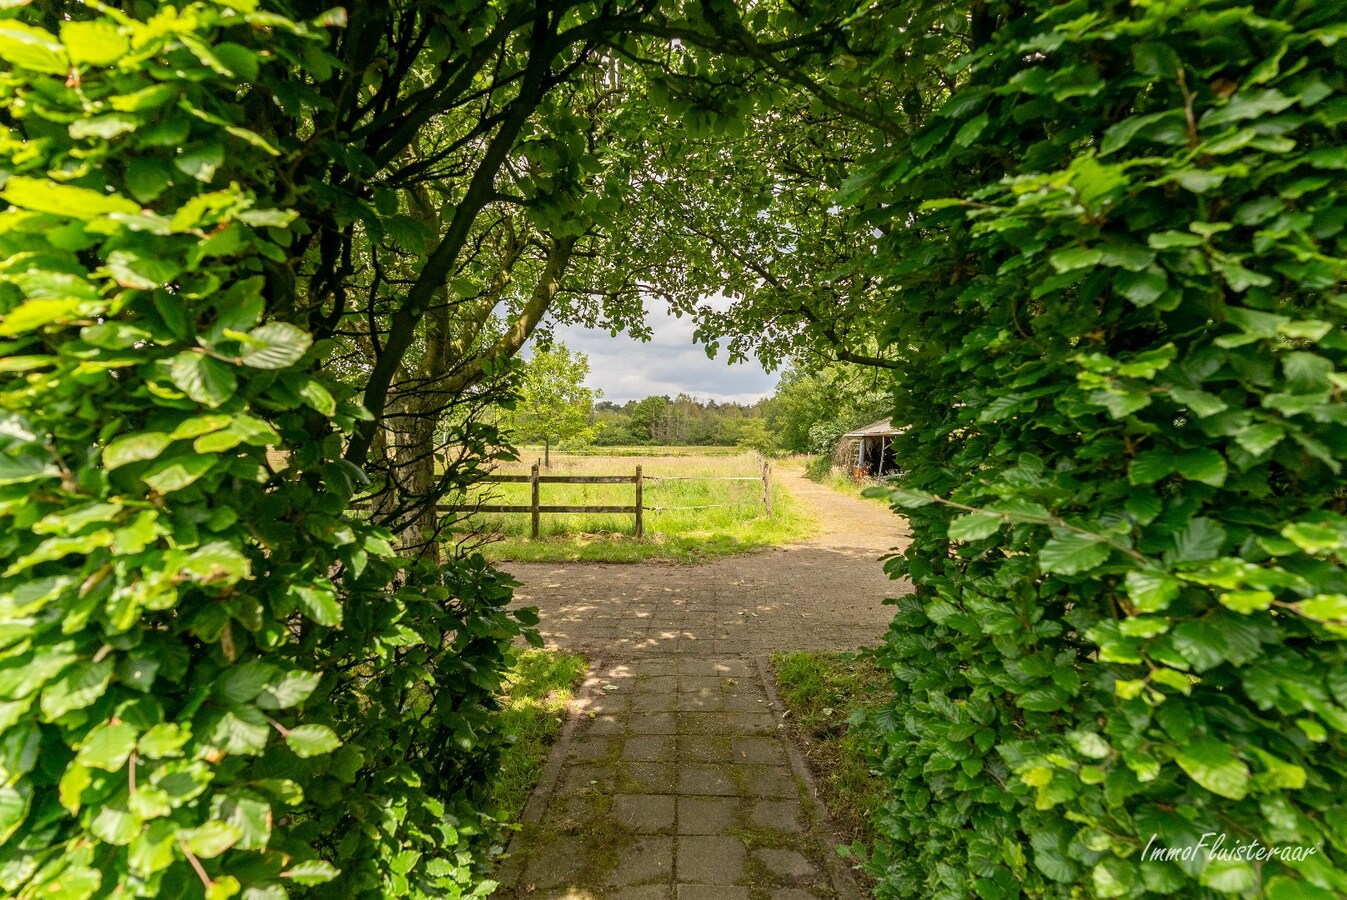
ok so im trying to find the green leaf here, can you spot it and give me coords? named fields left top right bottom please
left=947, top=511, right=1003, bottom=541
left=214, top=793, right=272, bottom=850
left=1172, top=620, right=1230, bottom=673
left=1128, top=451, right=1176, bottom=485
left=61, top=20, right=128, bottom=66
left=138, top=723, right=189, bottom=759
left=103, top=432, right=173, bottom=469
left=256, top=671, right=321, bottom=710
left=283, top=860, right=340, bottom=885
left=1220, top=590, right=1275, bottom=614
left=168, top=353, right=238, bottom=407
left=0, top=21, right=68, bottom=74
left=75, top=721, right=137, bottom=771
left=239, top=322, right=312, bottom=369
left=1125, top=570, right=1180, bottom=613
left=90, top=802, right=141, bottom=845
left=1299, top=595, right=1347, bottom=623
left=1234, top=422, right=1284, bottom=456
left=1282, top=522, right=1346, bottom=554
left=0, top=298, right=88, bottom=336
left=183, top=821, right=243, bottom=858
left=40, top=659, right=113, bottom=720
left=1049, top=246, right=1102, bottom=273
left=1199, top=858, right=1257, bottom=894
left=0, top=781, right=31, bottom=845
left=1116, top=267, right=1168, bottom=306
left=1175, top=450, right=1227, bottom=487
left=1039, top=529, right=1111, bottom=576
left=1266, top=876, right=1339, bottom=900
left=1175, top=739, right=1249, bottom=800
left=142, top=454, right=214, bottom=493
left=2, top=176, right=139, bottom=218
left=285, top=724, right=341, bottom=758
left=1170, top=518, right=1227, bottom=563
left=291, top=584, right=341, bottom=627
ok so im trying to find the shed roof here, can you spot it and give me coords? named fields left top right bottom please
left=842, top=417, right=902, bottom=439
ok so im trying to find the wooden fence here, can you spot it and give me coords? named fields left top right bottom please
left=443, top=461, right=772, bottom=538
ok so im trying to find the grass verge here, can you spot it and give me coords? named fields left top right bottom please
left=492, top=649, right=589, bottom=822
left=770, top=651, right=887, bottom=852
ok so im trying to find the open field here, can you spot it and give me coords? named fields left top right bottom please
left=454, top=449, right=814, bottom=563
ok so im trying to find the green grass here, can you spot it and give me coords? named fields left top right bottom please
left=770, top=651, right=888, bottom=851
left=457, top=450, right=815, bottom=563
left=492, top=649, right=589, bottom=822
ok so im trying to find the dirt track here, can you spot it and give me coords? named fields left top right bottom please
left=503, top=466, right=911, bottom=656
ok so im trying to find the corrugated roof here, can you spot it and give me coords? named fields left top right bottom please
left=842, top=417, right=901, bottom=438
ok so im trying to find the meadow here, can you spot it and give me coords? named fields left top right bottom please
left=451, top=448, right=814, bottom=563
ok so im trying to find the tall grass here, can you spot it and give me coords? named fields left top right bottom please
left=453, top=449, right=814, bottom=563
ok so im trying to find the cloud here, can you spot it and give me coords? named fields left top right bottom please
left=545, top=305, right=778, bottom=404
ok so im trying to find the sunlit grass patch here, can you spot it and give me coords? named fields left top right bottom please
left=493, top=649, right=589, bottom=822
left=770, top=651, right=887, bottom=850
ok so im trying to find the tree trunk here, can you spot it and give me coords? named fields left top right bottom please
left=545, top=438, right=550, bottom=468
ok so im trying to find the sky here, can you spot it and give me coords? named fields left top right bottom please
left=547, top=304, right=781, bottom=405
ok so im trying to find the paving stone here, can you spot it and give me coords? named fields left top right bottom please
left=678, top=735, right=733, bottom=763
left=606, top=836, right=674, bottom=886
left=678, top=677, right=729, bottom=695
left=630, top=675, right=680, bottom=694
left=588, top=693, right=633, bottom=715
left=541, top=793, right=601, bottom=826
left=749, top=799, right=803, bottom=832
left=607, top=887, right=673, bottom=900
left=743, top=766, right=797, bottom=799
left=678, top=886, right=749, bottom=900
left=731, top=736, right=788, bottom=765
left=587, top=714, right=627, bottom=737
left=623, top=735, right=676, bottom=762
left=629, top=712, right=678, bottom=735
left=557, top=762, right=618, bottom=796
left=676, top=796, right=740, bottom=834
left=624, top=761, right=676, bottom=794
left=522, top=835, right=589, bottom=888
left=678, top=658, right=753, bottom=678
left=753, top=849, right=818, bottom=880
left=676, top=835, right=747, bottom=884
left=720, top=693, right=771, bottom=712
left=632, top=691, right=674, bottom=712
left=571, top=736, right=617, bottom=762
left=678, top=764, right=740, bottom=796
left=770, top=890, right=822, bottom=900
left=677, top=712, right=776, bottom=736
left=613, top=794, right=675, bottom=832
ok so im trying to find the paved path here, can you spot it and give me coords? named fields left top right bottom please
left=496, top=468, right=910, bottom=899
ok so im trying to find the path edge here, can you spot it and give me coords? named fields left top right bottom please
left=756, top=655, right=864, bottom=900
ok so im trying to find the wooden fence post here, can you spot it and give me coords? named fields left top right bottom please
left=634, top=465, right=643, bottom=539
left=762, top=460, right=772, bottom=517
left=530, top=462, right=540, bottom=539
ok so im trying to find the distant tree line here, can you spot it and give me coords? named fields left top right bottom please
left=585, top=359, right=890, bottom=452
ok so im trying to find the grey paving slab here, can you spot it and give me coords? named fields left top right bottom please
left=498, top=466, right=887, bottom=899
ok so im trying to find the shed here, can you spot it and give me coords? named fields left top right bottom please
left=841, top=417, right=902, bottom=478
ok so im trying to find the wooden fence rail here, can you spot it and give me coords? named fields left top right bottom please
left=432, top=461, right=772, bottom=539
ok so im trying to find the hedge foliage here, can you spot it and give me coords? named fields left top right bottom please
left=853, top=1, right=1347, bottom=897
left=0, top=4, right=526, bottom=897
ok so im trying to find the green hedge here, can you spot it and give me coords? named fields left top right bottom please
left=851, top=1, right=1347, bottom=897
left=0, top=4, right=523, bottom=897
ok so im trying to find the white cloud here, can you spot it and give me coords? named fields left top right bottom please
left=547, top=304, right=778, bottom=404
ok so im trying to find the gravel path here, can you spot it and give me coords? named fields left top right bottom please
left=496, top=467, right=909, bottom=899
